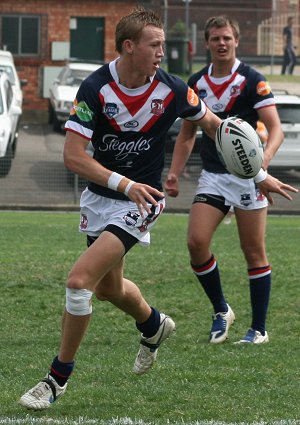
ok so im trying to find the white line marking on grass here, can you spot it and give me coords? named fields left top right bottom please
left=1, top=418, right=300, bottom=425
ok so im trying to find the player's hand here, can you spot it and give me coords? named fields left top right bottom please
left=257, top=174, right=298, bottom=205
left=164, top=173, right=179, bottom=197
left=126, top=182, right=164, bottom=216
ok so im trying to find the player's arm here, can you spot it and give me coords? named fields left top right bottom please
left=64, top=131, right=163, bottom=215
left=164, top=119, right=197, bottom=197
left=196, top=107, right=222, bottom=140
left=165, top=108, right=222, bottom=197
left=258, top=106, right=284, bottom=169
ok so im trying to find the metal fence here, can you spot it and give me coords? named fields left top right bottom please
left=258, top=12, right=300, bottom=56
left=161, top=1, right=300, bottom=59
left=0, top=110, right=299, bottom=214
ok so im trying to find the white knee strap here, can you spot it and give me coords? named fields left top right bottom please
left=66, top=288, right=93, bottom=315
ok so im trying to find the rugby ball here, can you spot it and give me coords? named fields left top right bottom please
left=215, top=117, right=264, bottom=179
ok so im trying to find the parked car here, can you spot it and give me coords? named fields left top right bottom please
left=48, top=62, right=102, bottom=132
left=0, top=50, right=27, bottom=108
left=0, top=71, right=22, bottom=177
left=269, top=92, right=300, bottom=171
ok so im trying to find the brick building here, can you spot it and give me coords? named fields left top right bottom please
left=0, top=0, right=138, bottom=109
left=153, top=0, right=299, bottom=59
left=0, top=0, right=299, bottom=110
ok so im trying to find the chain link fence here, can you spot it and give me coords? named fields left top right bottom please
left=0, top=110, right=299, bottom=214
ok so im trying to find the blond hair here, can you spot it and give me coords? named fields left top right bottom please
left=115, top=6, right=163, bottom=53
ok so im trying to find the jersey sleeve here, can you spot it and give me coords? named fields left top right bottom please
left=248, top=70, right=275, bottom=110
left=64, top=75, right=102, bottom=140
left=173, top=75, right=206, bottom=121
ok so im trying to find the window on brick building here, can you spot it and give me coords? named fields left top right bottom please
left=0, top=15, right=40, bottom=56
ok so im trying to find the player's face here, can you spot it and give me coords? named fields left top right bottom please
left=206, top=25, right=238, bottom=64
left=132, top=25, right=165, bottom=77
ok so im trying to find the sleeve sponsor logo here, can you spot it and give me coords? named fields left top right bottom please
left=256, top=81, right=271, bottom=96
left=71, top=99, right=93, bottom=122
left=187, top=87, right=199, bottom=106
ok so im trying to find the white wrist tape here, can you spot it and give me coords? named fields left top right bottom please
left=254, top=168, right=268, bottom=183
left=107, top=172, right=124, bottom=191
left=124, top=180, right=135, bottom=196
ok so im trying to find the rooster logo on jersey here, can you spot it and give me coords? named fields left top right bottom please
left=230, top=85, right=241, bottom=97
left=151, top=99, right=164, bottom=116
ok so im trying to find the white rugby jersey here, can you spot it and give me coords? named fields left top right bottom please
left=188, top=59, right=275, bottom=173
left=65, top=59, right=206, bottom=200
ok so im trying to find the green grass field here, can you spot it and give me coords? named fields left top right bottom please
left=1, top=211, right=300, bottom=425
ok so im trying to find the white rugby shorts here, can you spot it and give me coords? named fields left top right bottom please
left=79, top=188, right=165, bottom=246
left=195, top=170, right=268, bottom=210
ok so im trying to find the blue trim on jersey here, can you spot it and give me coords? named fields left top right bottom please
left=65, top=63, right=204, bottom=200
left=188, top=61, right=275, bottom=174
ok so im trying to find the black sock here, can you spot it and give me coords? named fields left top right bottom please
left=136, top=307, right=161, bottom=337
left=49, top=355, right=75, bottom=387
left=191, top=255, right=228, bottom=313
left=249, top=265, right=271, bottom=335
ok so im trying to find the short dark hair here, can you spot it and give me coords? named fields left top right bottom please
left=204, top=15, right=240, bottom=41
left=115, top=6, right=163, bottom=54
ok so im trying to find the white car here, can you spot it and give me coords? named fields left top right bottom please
left=48, top=62, right=102, bottom=131
left=0, top=50, right=27, bottom=108
left=0, top=71, right=22, bottom=177
left=270, top=92, right=300, bottom=170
